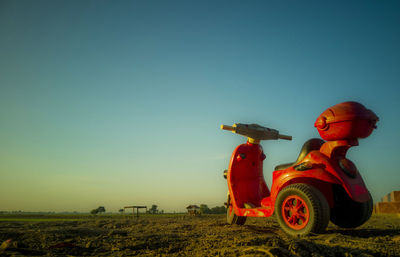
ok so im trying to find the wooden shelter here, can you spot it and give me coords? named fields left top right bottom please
left=124, top=206, right=147, bottom=218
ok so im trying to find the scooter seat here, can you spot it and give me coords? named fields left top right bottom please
left=274, top=138, right=325, bottom=171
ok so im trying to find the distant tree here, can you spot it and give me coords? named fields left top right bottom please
left=97, top=206, right=106, bottom=214
left=210, top=206, right=226, bottom=214
left=91, top=206, right=106, bottom=215
left=149, top=205, right=158, bottom=214
left=199, top=204, right=210, bottom=214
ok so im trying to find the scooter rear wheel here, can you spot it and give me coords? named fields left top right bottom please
left=275, top=183, right=330, bottom=236
left=226, top=195, right=247, bottom=225
left=330, top=186, right=373, bottom=228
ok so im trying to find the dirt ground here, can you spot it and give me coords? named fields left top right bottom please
left=0, top=213, right=399, bottom=256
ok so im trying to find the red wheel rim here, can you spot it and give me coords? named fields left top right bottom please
left=281, top=195, right=310, bottom=230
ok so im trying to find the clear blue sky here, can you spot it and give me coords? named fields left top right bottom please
left=1, top=1, right=399, bottom=212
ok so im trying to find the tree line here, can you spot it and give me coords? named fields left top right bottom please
left=90, top=204, right=225, bottom=214
left=199, top=204, right=226, bottom=214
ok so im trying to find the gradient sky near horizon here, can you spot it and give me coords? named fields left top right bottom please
left=1, top=1, right=399, bottom=212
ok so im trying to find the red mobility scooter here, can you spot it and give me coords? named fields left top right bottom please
left=221, top=102, right=378, bottom=236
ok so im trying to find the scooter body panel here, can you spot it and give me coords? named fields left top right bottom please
left=272, top=150, right=371, bottom=204
left=303, top=150, right=371, bottom=202
left=227, top=142, right=271, bottom=217
left=270, top=167, right=340, bottom=209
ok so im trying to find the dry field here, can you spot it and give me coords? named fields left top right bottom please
left=0, top=213, right=399, bottom=256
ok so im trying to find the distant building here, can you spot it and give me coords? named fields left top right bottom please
left=186, top=205, right=200, bottom=215
left=375, top=191, right=400, bottom=214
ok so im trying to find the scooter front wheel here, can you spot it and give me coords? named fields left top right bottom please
left=226, top=195, right=247, bottom=225
left=275, top=183, right=330, bottom=236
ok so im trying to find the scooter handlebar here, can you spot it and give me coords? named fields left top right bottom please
left=220, top=124, right=235, bottom=131
left=278, top=134, right=292, bottom=140
left=220, top=123, right=292, bottom=142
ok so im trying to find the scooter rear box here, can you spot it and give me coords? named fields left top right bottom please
left=314, top=101, right=378, bottom=141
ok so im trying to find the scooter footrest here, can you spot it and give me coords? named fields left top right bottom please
left=244, top=203, right=256, bottom=209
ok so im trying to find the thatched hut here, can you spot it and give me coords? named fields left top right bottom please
left=186, top=205, right=200, bottom=215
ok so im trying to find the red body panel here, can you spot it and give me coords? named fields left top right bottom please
left=270, top=166, right=339, bottom=209
left=271, top=150, right=370, bottom=205
left=227, top=142, right=272, bottom=217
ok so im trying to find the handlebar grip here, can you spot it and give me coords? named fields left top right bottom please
left=221, top=124, right=235, bottom=131
left=278, top=134, right=292, bottom=140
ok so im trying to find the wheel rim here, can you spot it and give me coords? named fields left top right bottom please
left=281, top=195, right=310, bottom=230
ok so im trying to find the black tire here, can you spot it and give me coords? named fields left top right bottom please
left=226, top=195, right=247, bottom=225
left=275, top=183, right=330, bottom=237
left=330, top=186, right=373, bottom=228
